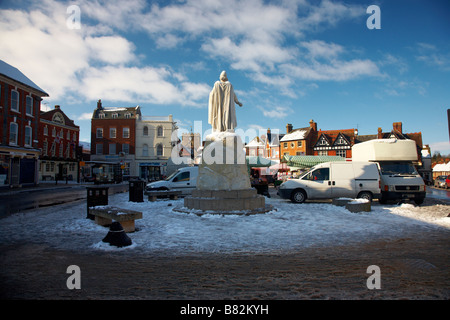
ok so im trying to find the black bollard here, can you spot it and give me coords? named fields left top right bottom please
left=102, top=222, right=132, bottom=248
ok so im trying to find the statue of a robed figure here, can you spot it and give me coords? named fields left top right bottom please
left=180, top=71, right=270, bottom=215
left=208, top=71, right=242, bottom=133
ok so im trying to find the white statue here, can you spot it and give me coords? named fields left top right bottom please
left=208, top=71, right=243, bottom=132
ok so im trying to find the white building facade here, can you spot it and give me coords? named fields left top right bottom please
left=135, top=115, right=177, bottom=181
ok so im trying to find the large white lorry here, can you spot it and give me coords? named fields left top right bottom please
left=352, top=139, right=426, bottom=205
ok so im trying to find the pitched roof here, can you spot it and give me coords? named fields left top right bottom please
left=0, top=60, right=48, bottom=96
left=280, top=127, right=312, bottom=142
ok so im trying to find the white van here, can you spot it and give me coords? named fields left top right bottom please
left=278, top=161, right=381, bottom=203
left=145, top=166, right=198, bottom=195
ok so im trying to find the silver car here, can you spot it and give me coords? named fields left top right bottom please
left=434, top=175, right=447, bottom=188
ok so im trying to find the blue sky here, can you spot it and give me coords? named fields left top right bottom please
left=1, top=0, right=449, bottom=154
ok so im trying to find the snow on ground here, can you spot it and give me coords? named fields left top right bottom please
left=0, top=192, right=448, bottom=255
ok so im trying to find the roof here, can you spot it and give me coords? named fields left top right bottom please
left=432, top=162, right=450, bottom=172
left=283, top=155, right=346, bottom=169
left=280, top=127, right=311, bottom=142
left=0, top=60, right=48, bottom=96
left=246, top=137, right=265, bottom=147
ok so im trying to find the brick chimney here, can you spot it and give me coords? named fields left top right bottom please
left=309, top=119, right=317, bottom=131
left=54, top=105, right=60, bottom=109
left=97, top=99, right=102, bottom=109
left=377, top=127, right=383, bottom=139
left=393, top=122, right=402, bottom=134
left=286, top=123, right=293, bottom=134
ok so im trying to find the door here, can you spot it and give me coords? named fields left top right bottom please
left=170, top=170, right=193, bottom=194
left=330, top=163, right=355, bottom=198
left=10, top=158, right=20, bottom=186
left=302, top=167, right=331, bottom=199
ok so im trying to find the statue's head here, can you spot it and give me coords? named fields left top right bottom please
left=220, top=71, right=228, bottom=82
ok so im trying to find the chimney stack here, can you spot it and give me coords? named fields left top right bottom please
left=54, top=105, right=60, bottom=109
left=286, top=123, right=293, bottom=134
left=377, top=127, right=383, bottom=139
left=393, top=122, right=403, bottom=134
left=309, top=119, right=317, bottom=131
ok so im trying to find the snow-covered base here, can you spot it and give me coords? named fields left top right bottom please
left=0, top=192, right=448, bottom=255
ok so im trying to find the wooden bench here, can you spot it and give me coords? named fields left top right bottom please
left=89, top=206, right=143, bottom=232
left=147, top=190, right=182, bottom=202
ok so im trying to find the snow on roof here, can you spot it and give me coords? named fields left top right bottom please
left=246, top=137, right=265, bottom=147
left=280, top=129, right=308, bottom=142
left=0, top=60, right=48, bottom=96
left=433, top=162, right=450, bottom=172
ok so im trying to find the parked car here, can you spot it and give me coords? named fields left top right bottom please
left=278, top=161, right=381, bottom=203
left=434, top=175, right=447, bottom=188
left=145, top=166, right=198, bottom=195
left=446, top=175, right=450, bottom=189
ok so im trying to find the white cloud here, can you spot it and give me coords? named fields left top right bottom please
left=85, top=36, right=136, bottom=64
left=77, top=112, right=93, bottom=120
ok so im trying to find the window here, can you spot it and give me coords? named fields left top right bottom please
left=96, top=143, right=103, bottom=155
left=65, top=144, right=70, bottom=158
left=318, top=150, right=328, bottom=156
left=26, top=96, right=33, bottom=115
left=44, top=126, right=48, bottom=136
left=290, top=142, right=295, bottom=148
left=11, top=90, right=19, bottom=112
left=9, top=122, right=18, bottom=145
left=59, top=143, right=64, bottom=157
left=24, top=126, right=32, bottom=146
left=336, top=150, right=346, bottom=158
left=59, top=130, right=64, bottom=138
left=157, top=126, right=163, bottom=137
left=96, top=128, right=103, bottom=138
left=123, top=127, right=130, bottom=138
left=51, top=142, right=56, bottom=156
left=98, top=112, right=105, bottom=119
left=73, top=132, right=77, bottom=141
left=173, top=171, right=190, bottom=182
left=125, top=112, right=131, bottom=119
left=122, top=143, right=130, bottom=154
left=307, top=168, right=330, bottom=181
left=109, top=143, right=116, bottom=154
left=143, top=126, right=148, bottom=136
left=43, top=141, right=48, bottom=156
left=297, top=141, right=303, bottom=147
left=110, top=127, right=116, bottom=138
left=283, top=142, right=288, bottom=148
left=67, top=131, right=70, bottom=140
left=112, top=113, right=118, bottom=119
left=52, top=127, right=56, bottom=137
left=156, top=144, right=163, bottom=156
left=142, top=144, right=149, bottom=157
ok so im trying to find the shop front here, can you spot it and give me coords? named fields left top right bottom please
left=0, top=146, right=40, bottom=188
left=139, top=162, right=167, bottom=182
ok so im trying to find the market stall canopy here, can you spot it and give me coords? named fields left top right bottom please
left=246, top=156, right=278, bottom=167
left=283, top=155, right=345, bottom=169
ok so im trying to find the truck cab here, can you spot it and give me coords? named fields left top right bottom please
left=352, top=139, right=426, bottom=205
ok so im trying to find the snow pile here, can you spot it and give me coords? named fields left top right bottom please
left=0, top=192, right=448, bottom=255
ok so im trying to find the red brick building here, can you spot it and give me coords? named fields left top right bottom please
left=0, top=60, right=48, bottom=187
left=90, top=100, right=141, bottom=178
left=38, top=105, right=80, bottom=181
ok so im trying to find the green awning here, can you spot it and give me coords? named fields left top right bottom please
left=246, top=156, right=278, bottom=167
left=283, top=155, right=345, bottom=169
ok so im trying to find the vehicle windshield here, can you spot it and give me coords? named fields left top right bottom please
left=164, top=170, right=179, bottom=181
left=379, top=162, right=418, bottom=175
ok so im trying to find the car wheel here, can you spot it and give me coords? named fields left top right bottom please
left=414, top=197, right=424, bottom=205
left=290, top=189, right=306, bottom=203
left=357, top=191, right=373, bottom=202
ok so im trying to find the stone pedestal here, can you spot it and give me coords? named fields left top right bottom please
left=179, top=132, right=272, bottom=215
